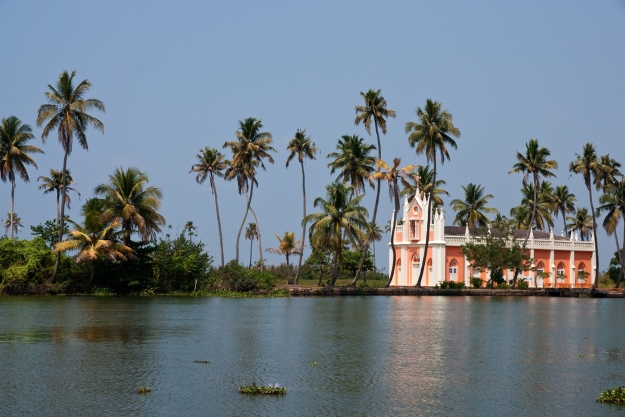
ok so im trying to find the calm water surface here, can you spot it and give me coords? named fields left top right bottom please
left=0, top=296, right=624, bottom=416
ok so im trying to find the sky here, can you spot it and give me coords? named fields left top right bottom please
left=0, top=0, right=624, bottom=273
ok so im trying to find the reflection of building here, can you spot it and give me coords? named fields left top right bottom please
left=389, top=195, right=596, bottom=288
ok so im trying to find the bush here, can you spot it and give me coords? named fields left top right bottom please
left=211, top=260, right=275, bottom=292
left=438, top=281, right=449, bottom=289
left=517, top=279, right=529, bottom=290
left=597, top=386, right=625, bottom=404
left=0, top=237, right=55, bottom=294
left=448, top=281, right=465, bottom=289
left=471, top=277, right=483, bottom=288
left=497, top=282, right=510, bottom=289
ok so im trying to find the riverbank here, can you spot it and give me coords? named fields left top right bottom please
left=287, top=286, right=625, bottom=298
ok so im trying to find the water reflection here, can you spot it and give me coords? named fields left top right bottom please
left=0, top=296, right=624, bottom=416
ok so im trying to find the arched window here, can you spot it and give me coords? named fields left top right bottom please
left=577, top=262, right=588, bottom=282
left=427, top=258, right=433, bottom=277
left=557, top=262, right=565, bottom=277
left=536, top=261, right=545, bottom=273
left=449, top=259, right=458, bottom=281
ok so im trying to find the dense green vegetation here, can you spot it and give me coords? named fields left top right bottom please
left=2, top=71, right=625, bottom=294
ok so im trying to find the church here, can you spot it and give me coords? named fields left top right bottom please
left=388, top=194, right=596, bottom=288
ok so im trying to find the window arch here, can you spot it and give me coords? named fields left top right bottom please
left=557, top=262, right=565, bottom=277
left=411, top=253, right=420, bottom=263
left=577, top=262, right=588, bottom=282
left=449, top=259, right=458, bottom=281
left=536, top=261, right=545, bottom=272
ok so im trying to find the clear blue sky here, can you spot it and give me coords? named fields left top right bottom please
left=1, top=0, right=624, bottom=272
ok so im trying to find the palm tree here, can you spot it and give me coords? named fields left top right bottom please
left=286, top=128, right=318, bottom=284
left=450, top=183, right=498, bottom=228
left=354, top=89, right=396, bottom=283
left=405, top=99, right=461, bottom=286
left=94, top=167, right=165, bottom=245
left=598, top=179, right=625, bottom=287
left=366, top=158, right=414, bottom=287
left=3, top=212, right=22, bottom=236
left=266, top=232, right=304, bottom=278
left=509, top=205, right=531, bottom=230
left=223, top=117, right=275, bottom=266
left=327, top=134, right=376, bottom=195
left=551, top=185, right=576, bottom=237
left=400, top=165, right=449, bottom=209
left=515, top=181, right=555, bottom=231
left=569, top=143, right=603, bottom=288
left=183, top=220, right=198, bottom=241
left=190, top=147, right=227, bottom=266
left=245, top=222, right=258, bottom=268
left=53, top=198, right=134, bottom=284
left=0, top=116, right=43, bottom=238
left=37, top=70, right=104, bottom=279
left=303, top=182, right=369, bottom=285
left=38, top=168, right=80, bottom=228
left=566, top=207, right=593, bottom=241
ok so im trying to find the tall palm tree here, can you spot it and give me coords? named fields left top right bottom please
left=245, top=222, right=258, bottom=268
left=266, top=232, right=304, bottom=278
left=38, top=168, right=80, bottom=228
left=551, top=185, right=576, bottom=237
left=3, top=212, right=22, bottom=236
left=400, top=165, right=449, bottom=209
left=566, top=207, right=593, bottom=242
left=0, top=116, right=43, bottom=238
left=94, top=167, right=165, bottom=245
left=327, top=134, right=376, bottom=195
left=190, top=147, right=227, bottom=266
left=514, top=181, right=556, bottom=231
left=598, top=179, right=625, bottom=287
left=366, top=158, right=414, bottom=287
left=405, top=99, right=461, bottom=286
left=509, top=205, right=531, bottom=230
left=303, top=182, right=369, bottom=285
left=510, top=139, right=558, bottom=244
left=569, top=143, right=603, bottom=288
left=54, top=198, right=134, bottom=284
left=223, top=117, right=275, bottom=266
left=354, top=89, right=396, bottom=282
left=450, top=183, right=499, bottom=228
left=37, top=70, right=104, bottom=279
left=286, top=128, right=317, bottom=284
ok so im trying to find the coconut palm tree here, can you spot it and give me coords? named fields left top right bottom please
left=509, top=205, right=531, bottom=230
left=286, top=128, right=318, bottom=284
left=450, top=183, right=499, bottom=228
left=365, top=158, right=414, bottom=287
left=515, top=181, right=556, bottom=231
left=405, top=99, right=461, bottom=286
left=303, top=182, right=369, bottom=285
left=37, top=70, right=104, bottom=279
left=327, top=134, right=376, bottom=196
left=0, top=116, right=43, bottom=238
left=190, top=147, right=227, bottom=266
left=598, top=179, right=625, bottom=287
left=223, top=117, right=275, bottom=266
left=400, top=165, right=449, bottom=209
left=266, top=232, right=304, bottom=278
left=38, top=168, right=80, bottom=228
left=53, top=198, right=134, bottom=284
left=551, top=185, right=576, bottom=237
left=569, top=143, right=604, bottom=288
left=3, top=212, right=22, bottom=236
left=245, top=222, right=258, bottom=268
left=94, top=167, right=165, bottom=245
left=566, top=208, right=593, bottom=241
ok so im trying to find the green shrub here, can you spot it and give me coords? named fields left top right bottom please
left=0, top=237, right=55, bottom=294
left=438, top=281, right=449, bottom=289
left=211, top=260, right=275, bottom=292
left=597, top=386, right=625, bottom=404
left=516, top=279, right=529, bottom=290
left=448, top=281, right=465, bottom=289
left=471, top=277, right=483, bottom=288
left=498, top=282, right=510, bottom=289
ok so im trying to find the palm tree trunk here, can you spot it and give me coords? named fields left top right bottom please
left=52, top=152, right=69, bottom=281
left=587, top=184, right=600, bottom=289
left=235, top=178, right=255, bottom=263
left=385, top=186, right=400, bottom=287
left=512, top=175, right=539, bottom=289
left=295, top=161, right=307, bottom=285
left=249, top=237, right=254, bottom=268
left=210, top=176, right=225, bottom=267
left=55, top=189, right=61, bottom=228
left=561, top=208, right=568, bottom=238
left=249, top=205, right=263, bottom=271
left=352, top=120, right=383, bottom=285
left=416, top=157, right=436, bottom=287
left=10, top=179, right=15, bottom=238
left=615, top=227, right=625, bottom=288
left=330, top=248, right=341, bottom=286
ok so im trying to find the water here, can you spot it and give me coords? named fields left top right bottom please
left=0, top=296, right=623, bottom=416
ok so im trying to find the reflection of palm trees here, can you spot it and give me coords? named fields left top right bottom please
left=0, top=116, right=43, bottom=238
left=406, top=99, right=461, bottom=287
left=37, top=70, right=105, bottom=279
left=245, top=223, right=258, bottom=268
left=286, top=128, right=317, bottom=284
left=303, top=182, right=368, bottom=285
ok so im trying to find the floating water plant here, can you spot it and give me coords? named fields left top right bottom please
left=239, top=382, right=286, bottom=395
left=597, top=386, right=625, bottom=404
left=194, top=360, right=211, bottom=364
left=136, top=387, right=151, bottom=394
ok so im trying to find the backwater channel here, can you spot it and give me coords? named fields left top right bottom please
left=0, top=296, right=624, bottom=416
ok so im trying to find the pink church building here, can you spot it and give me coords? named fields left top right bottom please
left=388, top=194, right=596, bottom=288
